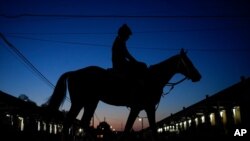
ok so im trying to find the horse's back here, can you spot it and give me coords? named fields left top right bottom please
left=67, top=65, right=148, bottom=107
left=75, top=66, right=106, bottom=72
left=68, top=66, right=108, bottom=84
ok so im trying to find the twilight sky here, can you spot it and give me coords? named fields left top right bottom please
left=0, top=0, right=250, bottom=131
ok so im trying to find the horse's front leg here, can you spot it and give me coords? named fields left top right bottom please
left=117, top=107, right=140, bottom=141
left=145, top=105, right=158, bottom=141
left=124, top=107, right=140, bottom=133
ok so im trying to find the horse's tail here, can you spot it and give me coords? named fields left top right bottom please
left=46, top=72, right=70, bottom=111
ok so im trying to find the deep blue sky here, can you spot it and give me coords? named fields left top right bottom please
left=1, top=0, right=250, bottom=131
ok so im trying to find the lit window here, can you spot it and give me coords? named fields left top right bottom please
left=37, top=121, right=40, bottom=131
left=201, top=116, right=205, bottom=123
left=195, top=118, right=198, bottom=126
left=18, top=116, right=24, bottom=131
left=220, top=110, right=227, bottom=125
left=157, top=128, right=163, bottom=133
left=233, top=106, right=241, bottom=125
left=210, top=113, right=216, bottom=126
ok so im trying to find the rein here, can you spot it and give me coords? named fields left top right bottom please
left=162, top=76, right=187, bottom=97
left=154, top=76, right=187, bottom=111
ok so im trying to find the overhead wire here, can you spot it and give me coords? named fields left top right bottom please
left=1, top=13, right=249, bottom=52
left=0, top=33, right=55, bottom=89
left=1, top=13, right=249, bottom=19
left=4, top=34, right=250, bottom=52
left=3, top=22, right=250, bottom=35
left=0, top=33, right=71, bottom=105
left=2, top=20, right=249, bottom=52
left=5, top=34, right=111, bottom=48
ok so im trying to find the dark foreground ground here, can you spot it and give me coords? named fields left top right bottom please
left=1, top=125, right=248, bottom=141
left=0, top=132, right=243, bottom=141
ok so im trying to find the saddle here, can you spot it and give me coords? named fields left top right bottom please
left=107, top=68, right=128, bottom=78
left=107, top=65, right=147, bottom=87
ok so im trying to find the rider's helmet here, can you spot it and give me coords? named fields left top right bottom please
left=118, top=24, right=132, bottom=36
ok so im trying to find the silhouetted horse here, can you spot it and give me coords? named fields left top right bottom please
left=45, top=49, right=201, bottom=140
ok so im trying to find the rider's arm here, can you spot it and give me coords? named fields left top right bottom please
left=124, top=46, right=137, bottom=62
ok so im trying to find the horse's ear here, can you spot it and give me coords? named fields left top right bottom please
left=180, top=48, right=187, bottom=55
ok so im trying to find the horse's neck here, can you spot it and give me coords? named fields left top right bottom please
left=149, top=55, right=179, bottom=87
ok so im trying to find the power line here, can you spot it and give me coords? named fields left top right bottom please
left=1, top=33, right=72, bottom=106
left=5, top=34, right=250, bottom=52
left=0, top=33, right=55, bottom=89
left=1, top=13, right=249, bottom=19
left=4, top=24, right=249, bottom=35
left=5, top=32, right=115, bottom=35
left=6, top=34, right=110, bottom=47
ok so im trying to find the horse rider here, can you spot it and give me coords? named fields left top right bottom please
left=112, top=24, right=147, bottom=78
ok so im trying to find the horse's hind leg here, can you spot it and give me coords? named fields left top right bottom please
left=63, top=104, right=82, bottom=140
left=78, top=101, right=98, bottom=140
left=80, top=101, right=99, bottom=131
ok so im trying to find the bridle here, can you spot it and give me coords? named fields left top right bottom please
left=162, top=54, right=190, bottom=97
left=155, top=54, right=189, bottom=111
left=155, top=54, right=191, bottom=111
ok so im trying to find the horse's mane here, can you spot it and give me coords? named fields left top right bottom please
left=149, top=54, right=179, bottom=70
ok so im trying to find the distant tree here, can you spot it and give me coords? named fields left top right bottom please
left=18, top=94, right=37, bottom=106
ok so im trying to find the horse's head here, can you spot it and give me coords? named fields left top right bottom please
left=178, top=49, right=201, bottom=82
